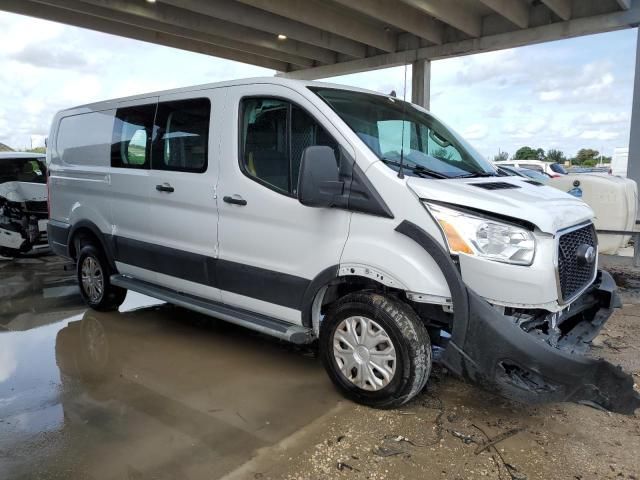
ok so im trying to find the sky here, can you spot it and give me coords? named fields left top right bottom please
left=0, top=10, right=636, bottom=161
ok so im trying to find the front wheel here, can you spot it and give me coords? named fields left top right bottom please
left=77, top=244, right=126, bottom=311
left=320, top=292, right=431, bottom=409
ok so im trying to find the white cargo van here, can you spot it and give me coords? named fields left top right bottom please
left=47, top=78, right=639, bottom=413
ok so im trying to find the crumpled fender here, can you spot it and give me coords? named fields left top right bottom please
left=395, top=219, right=640, bottom=414
left=442, top=274, right=640, bottom=414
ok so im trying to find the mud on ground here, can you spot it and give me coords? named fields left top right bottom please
left=227, top=305, right=640, bottom=480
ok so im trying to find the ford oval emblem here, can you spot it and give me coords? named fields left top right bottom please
left=576, top=244, right=596, bottom=266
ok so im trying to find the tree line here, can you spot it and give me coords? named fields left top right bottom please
left=493, top=146, right=611, bottom=167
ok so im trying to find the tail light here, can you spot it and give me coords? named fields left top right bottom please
left=46, top=171, right=51, bottom=218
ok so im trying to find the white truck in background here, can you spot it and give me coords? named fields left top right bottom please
left=612, top=147, right=629, bottom=177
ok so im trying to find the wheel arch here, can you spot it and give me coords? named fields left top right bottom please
left=302, top=266, right=410, bottom=334
left=68, top=220, right=116, bottom=270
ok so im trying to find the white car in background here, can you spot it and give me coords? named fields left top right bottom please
left=498, top=162, right=638, bottom=254
left=0, top=152, right=49, bottom=257
left=495, top=159, right=567, bottom=177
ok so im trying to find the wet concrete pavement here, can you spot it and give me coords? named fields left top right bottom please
left=0, top=255, right=340, bottom=480
left=2, top=254, right=640, bottom=480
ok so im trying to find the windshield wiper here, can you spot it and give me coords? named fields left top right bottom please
left=454, top=171, right=497, bottom=178
left=381, top=158, right=449, bottom=179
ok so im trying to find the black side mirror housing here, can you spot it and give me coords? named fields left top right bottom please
left=298, top=146, right=344, bottom=208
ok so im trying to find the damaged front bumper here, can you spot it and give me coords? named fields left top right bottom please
left=442, top=270, right=640, bottom=414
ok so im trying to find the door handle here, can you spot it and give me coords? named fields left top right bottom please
left=223, top=195, right=247, bottom=206
left=156, top=183, right=175, bottom=193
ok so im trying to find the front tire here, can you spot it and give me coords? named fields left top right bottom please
left=77, top=244, right=126, bottom=311
left=320, top=292, right=431, bottom=409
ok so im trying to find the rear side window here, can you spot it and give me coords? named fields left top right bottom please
left=57, top=110, right=115, bottom=167
left=240, top=97, right=338, bottom=196
left=153, top=98, right=210, bottom=173
left=111, top=104, right=156, bottom=169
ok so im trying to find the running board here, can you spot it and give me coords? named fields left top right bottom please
left=110, top=274, right=314, bottom=344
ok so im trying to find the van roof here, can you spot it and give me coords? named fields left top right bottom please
left=0, top=152, right=46, bottom=160
left=58, top=77, right=394, bottom=113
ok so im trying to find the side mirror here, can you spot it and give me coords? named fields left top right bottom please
left=298, top=146, right=343, bottom=208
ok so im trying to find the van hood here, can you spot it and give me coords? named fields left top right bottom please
left=407, top=176, right=593, bottom=234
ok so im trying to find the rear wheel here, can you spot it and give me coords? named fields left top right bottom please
left=77, top=244, right=126, bottom=311
left=320, top=292, right=431, bottom=409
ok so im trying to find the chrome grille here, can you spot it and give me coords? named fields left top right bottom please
left=557, top=223, right=597, bottom=302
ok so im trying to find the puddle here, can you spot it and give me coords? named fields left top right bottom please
left=0, top=256, right=339, bottom=479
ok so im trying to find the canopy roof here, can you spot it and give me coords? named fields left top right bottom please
left=2, top=0, right=638, bottom=78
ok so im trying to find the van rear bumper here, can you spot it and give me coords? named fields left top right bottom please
left=47, top=219, right=71, bottom=259
left=442, top=271, right=640, bottom=414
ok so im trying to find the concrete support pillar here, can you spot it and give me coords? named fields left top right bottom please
left=628, top=28, right=640, bottom=214
left=411, top=59, right=431, bottom=110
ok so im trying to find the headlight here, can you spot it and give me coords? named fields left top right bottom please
left=423, top=202, right=535, bottom=265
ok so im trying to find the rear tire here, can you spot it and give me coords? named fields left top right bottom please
left=77, top=244, right=126, bottom=311
left=320, top=292, right=431, bottom=409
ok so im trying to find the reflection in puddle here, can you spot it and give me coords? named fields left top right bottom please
left=1, top=256, right=339, bottom=479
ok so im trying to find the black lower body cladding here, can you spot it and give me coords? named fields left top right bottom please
left=442, top=271, right=640, bottom=415
left=395, top=220, right=640, bottom=414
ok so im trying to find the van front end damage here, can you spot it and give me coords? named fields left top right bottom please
left=0, top=193, right=48, bottom=256
left=0, top=155, right=49, bottom=257
left=395, top=220, right=639, bottom=415
left=442, top=271, right=640, bottom=414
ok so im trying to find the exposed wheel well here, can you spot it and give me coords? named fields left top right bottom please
left=310, top=275, right=453, bottom=344
left=310, top=275, right=405, bottom=334
left=69, top=227, right=102, bottom=261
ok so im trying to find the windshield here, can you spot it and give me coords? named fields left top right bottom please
left=0, top=158, right=47, bottom=184
left=518, top=168, right=549, bottom=182
left=549, top=163, right=568, bottom=174
left=311, top=88, right=496, bottom=179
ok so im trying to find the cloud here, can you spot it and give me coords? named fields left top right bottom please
left=580, top=112, right=629, bottom=125
left=579, top=130, right=620, bottom=141
left=539, top=90, right=562, bottom=101
left=0, top=14, right=64, bottom=56
left=449, top=50, right=525, bottom=86
left=463, top=123, right=488, bottom=140
left=503, top=117, right=548, bottom=139
left=485, top=104, right=503, bottom=118
left=536, top=61, right=617, bottom=104
left=10, top=44, right=89, bottom=69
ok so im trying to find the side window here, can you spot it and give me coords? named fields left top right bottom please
left=240, top=98, right=339, bottom=196
left=424, top=128, right=463, bottom=163
left=111, top=104, right=156, bottom=168
left=241, top=98, right=290, bottom=193
left=290, top=105, right=339, bottom=191
left=377, top=120, right=412, bottom=158
left=153, top=98, right=211, bottom=173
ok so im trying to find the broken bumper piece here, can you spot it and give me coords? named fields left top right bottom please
left=442, top=270, right=640, bottom=414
